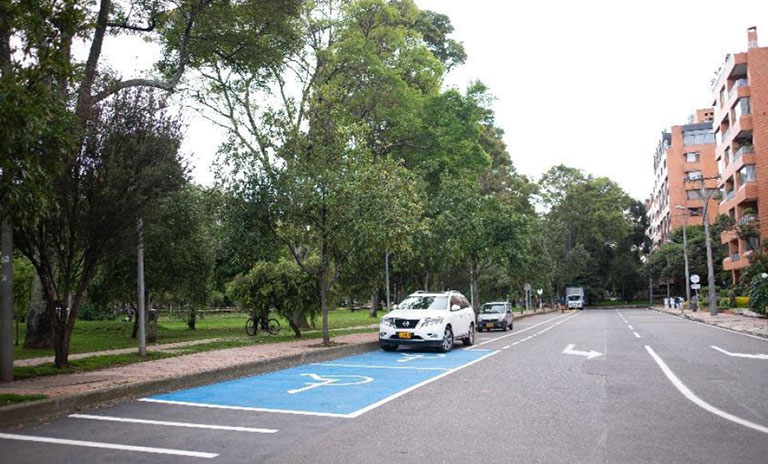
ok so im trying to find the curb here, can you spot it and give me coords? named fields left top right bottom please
left=0, top=340, right=379, bottom=430
left=647, top=306, right=768, bottom=340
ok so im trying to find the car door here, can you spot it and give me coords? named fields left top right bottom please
left=460, top=296, right=472, bottom=336
left=448, top=295, right=464, bottom=336
left=506, top=304, right=513, bottom=327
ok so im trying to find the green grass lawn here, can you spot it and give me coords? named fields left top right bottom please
left=12, top=327, right=376, bottom=380
left=13, top=308, right=379, bottom=360
left=0, top=393, right=49, bottom=406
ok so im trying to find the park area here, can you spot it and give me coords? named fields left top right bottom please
left=11, top=309, right=378, bottom=381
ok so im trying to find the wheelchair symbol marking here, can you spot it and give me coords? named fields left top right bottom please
left=286, top=373, right=374, bottom=394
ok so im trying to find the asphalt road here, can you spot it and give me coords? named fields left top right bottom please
left=2, top=308, right=767, bottom=464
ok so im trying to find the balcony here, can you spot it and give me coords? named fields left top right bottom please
left=732, top=144, right=754, bottom=162
left=723, top=250, right=753, bottom=271
left=727, top=79, right=749, bottom=102
left=720, top=183, right=759, bottom=211
left=720, top=229, right=738, bottom=244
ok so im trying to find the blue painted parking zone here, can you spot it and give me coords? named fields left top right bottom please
left=142, top=349, right=497, bottom=418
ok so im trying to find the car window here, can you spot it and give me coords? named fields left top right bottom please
left=460, top=297, right=470, bottom=308
left=398, top=295, right=449, bottom=310
left=450, top=295, right=461, bottom=308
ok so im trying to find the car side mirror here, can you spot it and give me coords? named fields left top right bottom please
left=392, top=304, right=399, bottom=310
left=451, top=304, right=461, bottom=311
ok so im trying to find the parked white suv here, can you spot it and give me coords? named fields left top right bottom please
left=379, top=291, right=475, bottom=352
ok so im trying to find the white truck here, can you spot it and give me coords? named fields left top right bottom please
left=566, top=287, right=585, bottom=310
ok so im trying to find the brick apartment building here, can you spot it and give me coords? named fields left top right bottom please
left=713, top=27, right=768, bottom=283
left=647, top=109, right=717, bottom=249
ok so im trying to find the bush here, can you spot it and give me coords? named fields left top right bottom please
left=734, top=296, right=750, bottom=308
left=78, top=302, right=116, bottom=321
left=747, top=276, right=768, bottom=315
left=717, top=298, right=730, bottom=309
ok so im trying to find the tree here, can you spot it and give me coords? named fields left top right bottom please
left=15, top=90, right=186, bottom=366
left=227, top=258, right=319, bottom=337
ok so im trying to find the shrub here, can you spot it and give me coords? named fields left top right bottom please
left=734, top=296, right=750, bottom=308
left=717, top=298, right=730, bottom=309
left=78, top=302, right=116, bottom=321
left=747, top=276, right=768, bottom=315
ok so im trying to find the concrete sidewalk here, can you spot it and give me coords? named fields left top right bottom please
left=649, top=305, right=768, bottom=339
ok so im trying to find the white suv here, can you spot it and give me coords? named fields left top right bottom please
left=379, top=291, right=475, bottom=352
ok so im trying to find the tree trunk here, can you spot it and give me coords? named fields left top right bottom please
left=319, top=274, right=330, bottom=346
left=369, top=289, right=380, bottom=318
left=289, top=309, right=310, bottom=338
left=469, top=259, right=479, bottom=313
left=423, top=271, right=429, bottom=291
left=24, top=289, right=53, bottom=349
left=131, top=304, right=139, bottom=338
left=187, top=307, right=197, bottom=330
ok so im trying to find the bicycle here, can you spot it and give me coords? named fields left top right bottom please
left=245, top=310, right=281, bottom=336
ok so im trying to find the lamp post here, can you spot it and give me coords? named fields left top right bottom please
left=675, top=205, right=691, bottom=311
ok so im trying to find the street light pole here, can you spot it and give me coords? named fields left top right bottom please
left=675, top=206, right=691, bottom=310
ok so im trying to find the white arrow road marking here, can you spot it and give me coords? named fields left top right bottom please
left=711, top=345, right=768, bottom=360
left=287, top=373, right=373, bottom=394
left=396, top=353, right=446, bottom=363
left=562, top=344, right=603, bottom=360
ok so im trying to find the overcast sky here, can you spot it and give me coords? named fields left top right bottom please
left=100, top=0, right=768, bottom=201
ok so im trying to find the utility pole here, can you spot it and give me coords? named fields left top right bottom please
left=685, top=175, right=719, bottom=316
left=1, top=217, right=13, bottom=382
left=675, top=206, right=691, bottom=310
left=385, top=252, right=391, bottom=311
left=137, top=218, right=146, bottom=357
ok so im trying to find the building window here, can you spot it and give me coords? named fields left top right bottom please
left=734, top=97, right=751, bottom=118
left=685, top=152, right=700, bottom=162
left=737, top=164, right=756, bottom=185
left=684, top=129, right=714, bottom=146
left=687, top=190, right=700, bottom=200
left=686, top=170, right=702, bottom=180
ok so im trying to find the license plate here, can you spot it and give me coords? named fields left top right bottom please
left=486, top=323, right=494, bottom=328
left=397, top=332, right=412, bottom=339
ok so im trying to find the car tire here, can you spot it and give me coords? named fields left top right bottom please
left=503, top=321, right=508, bottom=332
left=438, top=326, right=454, bottom=353
left=380, top=343, right=398, bottom=352
left=462, top=324, right=475, bottom=346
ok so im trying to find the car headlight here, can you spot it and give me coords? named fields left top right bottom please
left=420, top=317, right=444, bottom=328
left=381, top=317, right=395, bottom=327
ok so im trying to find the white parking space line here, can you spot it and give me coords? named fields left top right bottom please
left=0, top=433, right=218, bottom=458
left=68, top=414, right=278, bottom=434
left=312, top=363, right=449, bottom=371
left=139, top=399, right=352, bottom=418
left=346, top=350, right=499, bottom=418
left=469, top=313, right=573, bottom=349
left=645, top=346, right=768, bottom=435
left=633, top=331, right=641, bottom=338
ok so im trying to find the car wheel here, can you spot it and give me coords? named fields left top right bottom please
left=380, top=343, right=398, bottom=352
left=438, top=326, right=454, bottom=353
left=503, top=321, right=508, bottom=332
left=462, top=323, right=475, bottom=346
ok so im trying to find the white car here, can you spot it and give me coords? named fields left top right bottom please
left=379, top=291, right=475, bottom=352
left=476, top=301, right=514, bottom=332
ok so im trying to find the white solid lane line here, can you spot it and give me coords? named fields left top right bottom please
left=710, top=345, right=768, bottom=360
left=647, top=309, right=768, bottom=342
left=0, top=433, right=218, bottom=458
left=469, top=312, right=574, bottom=349
left=68, top=414, right=278, bottom=434
left=645, top=345, right=768, bottom=435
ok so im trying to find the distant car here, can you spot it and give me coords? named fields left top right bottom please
left=477, top=302, right=514, bottom=332
left=379, top=291, right=475, bottom=352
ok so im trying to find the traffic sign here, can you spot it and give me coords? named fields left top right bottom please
left=690, top=274, right=700, bottom=284
left=691, top=283, right=701, bottom=290
left=523, top=283, right=531, bottom=291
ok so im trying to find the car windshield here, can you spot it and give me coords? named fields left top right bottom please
left=397, top=295, right=448, bottom=310
left=480, top=304, right=505, bottom=314
left=568, top=295, right=581, bottom=301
